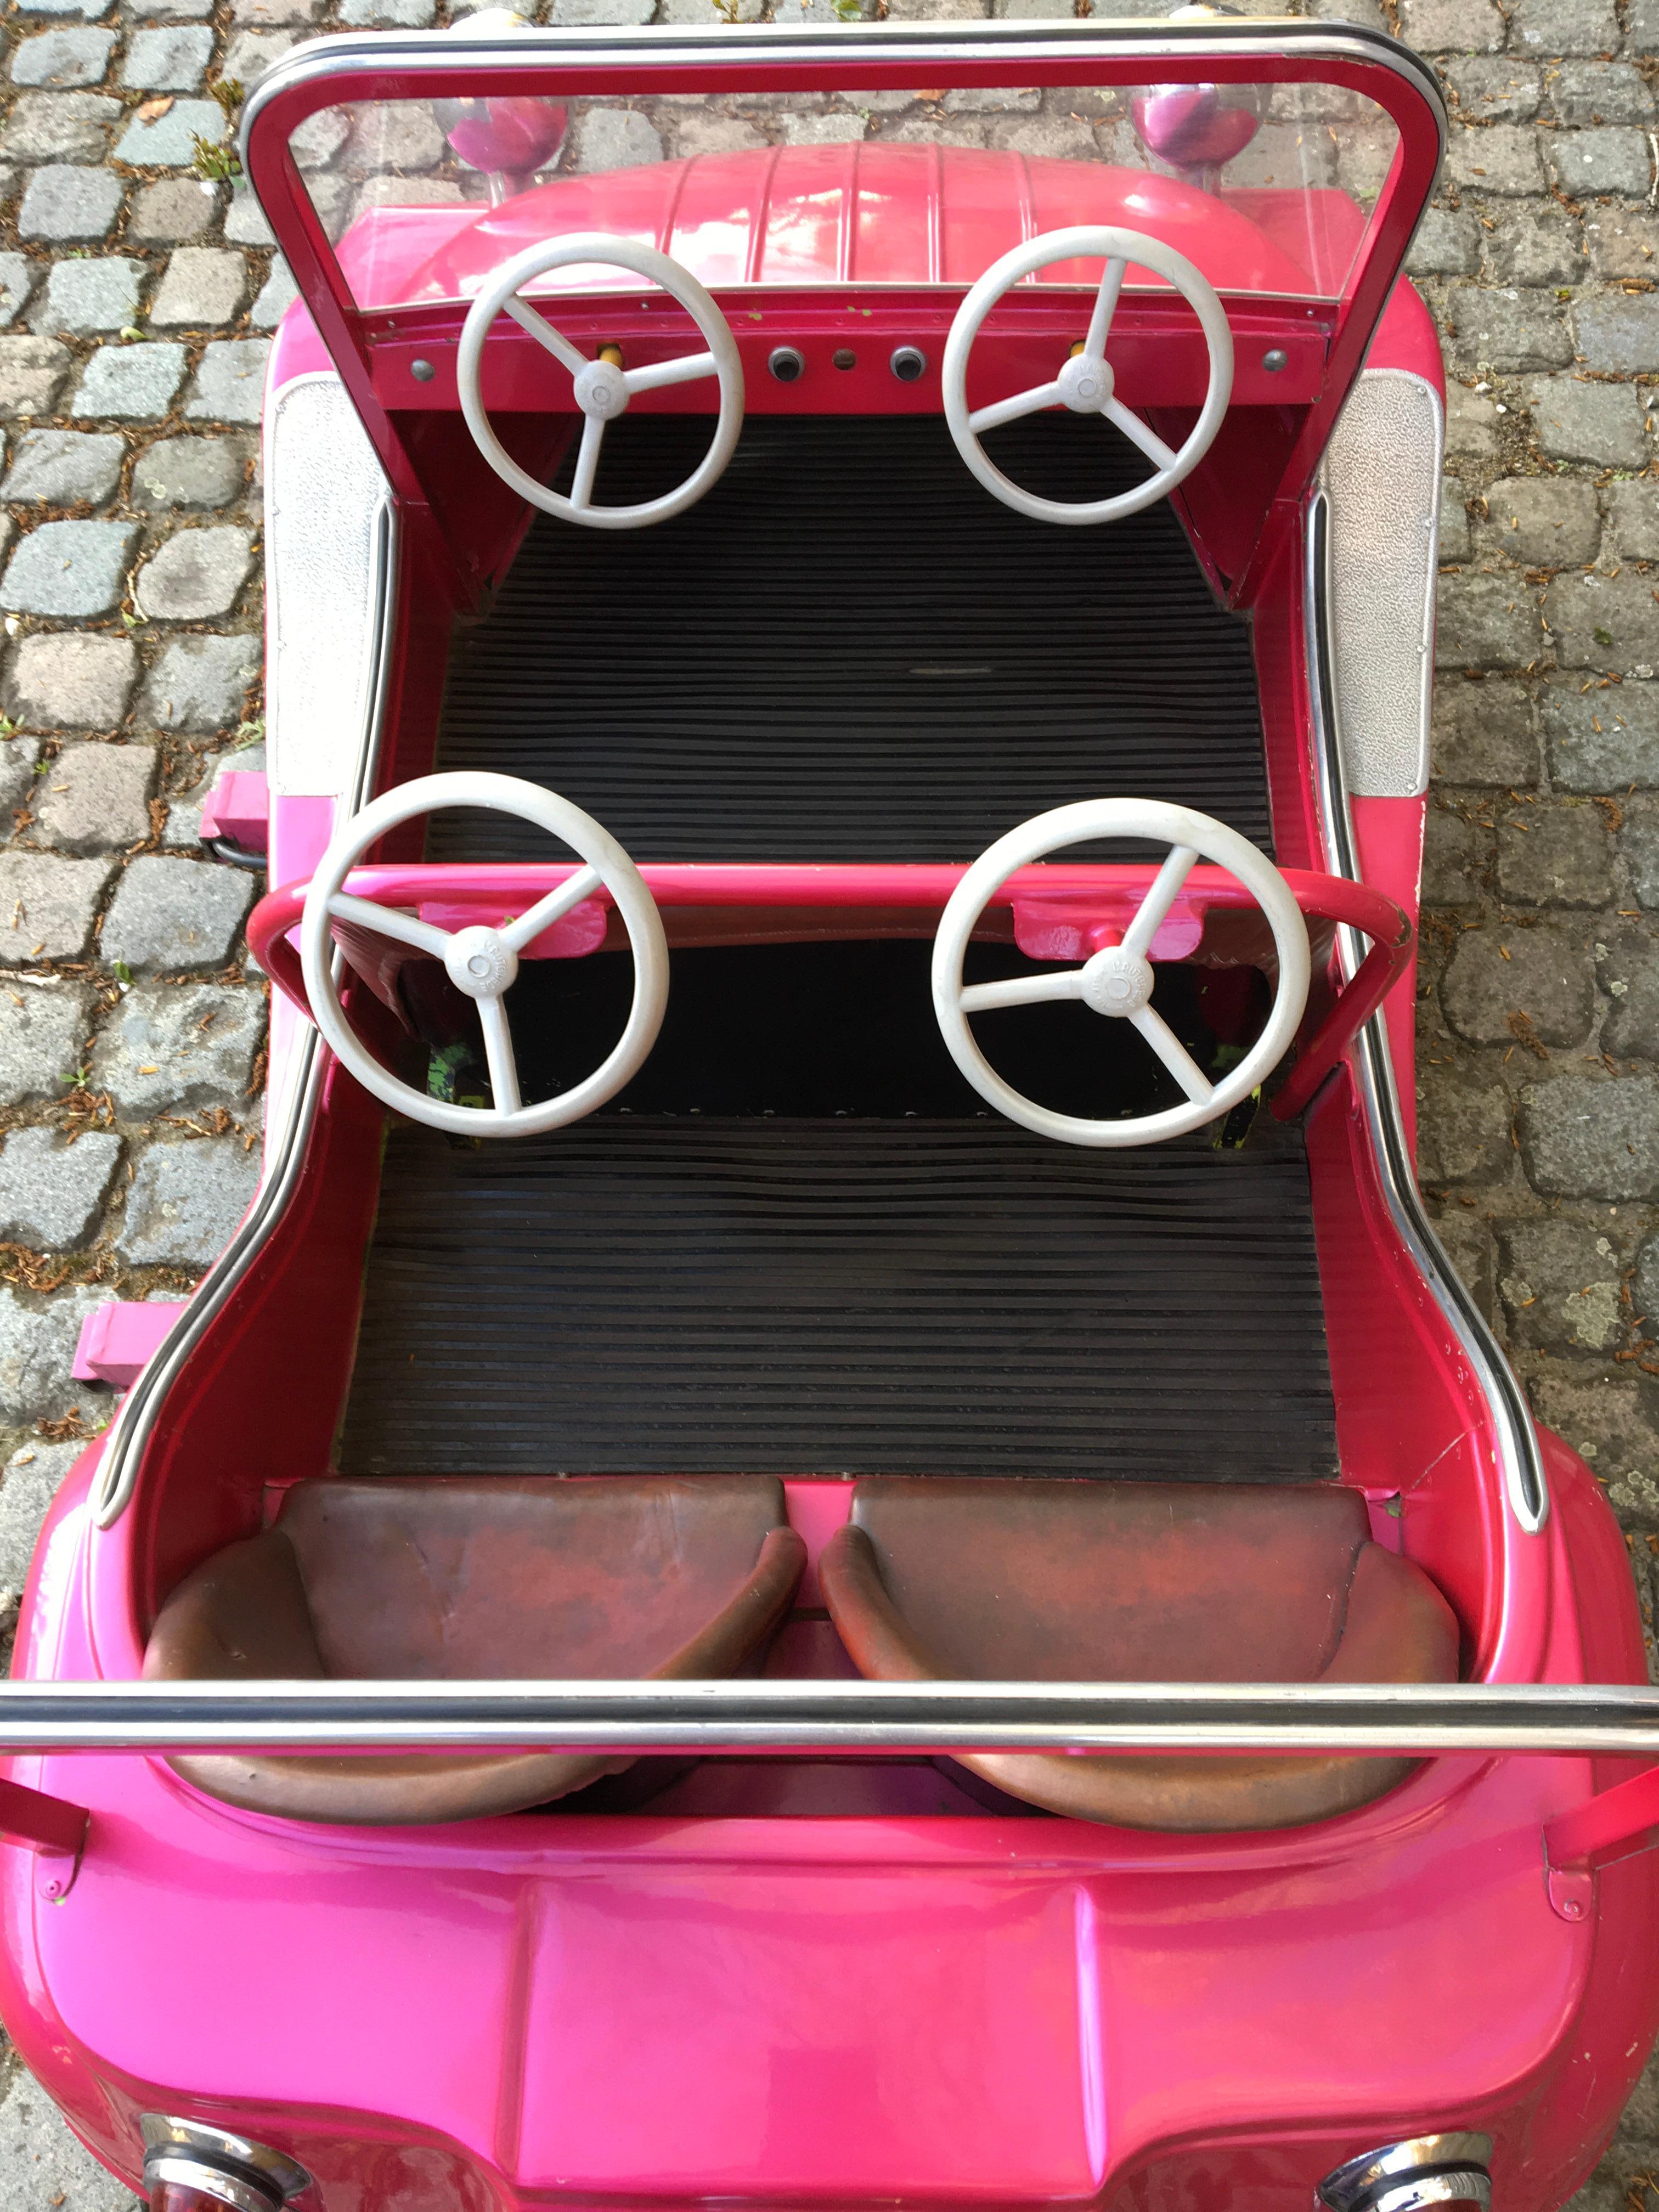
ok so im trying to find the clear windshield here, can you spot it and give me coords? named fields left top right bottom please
left=286, top=74, right=1400, bottom=313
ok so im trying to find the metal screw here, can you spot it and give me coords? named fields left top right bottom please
left=1261, top=348, right=1288, bottom=373
left=411, top=359, right=437, bottom=382
left=832, top=348, right=856, bottom=370
left=768, top=346, right=805, bottom=383
left=42, top=1877, right=60, bottom=1898
left=1562, top=1895, right=1585, bottom=1918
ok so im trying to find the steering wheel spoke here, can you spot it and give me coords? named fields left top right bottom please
left=1130, top=1003, right=1214, bottom=1105
left=1103, top=397, right=1181, bottom=475
left=500, top=292, right=589, bottom=376
left=458, top=233, right=745, bottom=531
left=960, top=969, right=1086, bottom=1014
left=476, top=992, right=523, bottom=1114
left=1081, top=256, right=1127, bottom=360
left=325, top=890, right=453, bottom=961
left=1119, top=843, right=1198, bottom=961
left=568, top=412, right=606, bottom=512
left=623, top=348, right=720, bottom=396
left=500, top=864, right=604, bottom=953
left=968, top=379, right=1067, bottom=437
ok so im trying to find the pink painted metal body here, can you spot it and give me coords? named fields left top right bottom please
left=3, top=25, right=1655, bottom=2212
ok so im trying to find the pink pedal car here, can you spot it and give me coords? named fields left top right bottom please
left=0, top=13, right=1656, bottom=2210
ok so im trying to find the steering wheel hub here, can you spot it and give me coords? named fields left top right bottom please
left=444, top=924, right=520, bottom=1001
left=1058, top=353, right=1114, bottom=414
left=1080, top=944, right=1153, bottom=1016
left=573, top=357, right=629, bottom=420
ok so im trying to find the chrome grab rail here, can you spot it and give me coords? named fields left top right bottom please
left=1, top=1678, right=1657, bottom=1756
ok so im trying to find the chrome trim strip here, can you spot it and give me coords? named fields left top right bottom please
left=241, top=20, right=1446, bottom=194
left=1305, top=494, right=1548, bottom=1530
left=0, top=1675, right=1655, bottom=1754
left=92, top=501, right=399, bottom=1530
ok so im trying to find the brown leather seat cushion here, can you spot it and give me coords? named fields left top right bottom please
left=144, top=1476, right=805, bottom=1825
left=820, top=1477, right=1460, bottom=1832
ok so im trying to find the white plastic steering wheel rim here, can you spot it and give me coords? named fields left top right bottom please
left=931, top=799, right=1310, bottom=1148
left=300, top=771, right=668, bottom=1138
left=942, top=225, right=1235, bottom=527
left=457, top=233, right=744, bottom=531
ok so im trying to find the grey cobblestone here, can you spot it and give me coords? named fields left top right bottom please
left=1497, top=796, right=1615, bottom=901
left=1544, top=679, right=1659, bottom=787
left=13, top=30, right=115, bottom=89
left=1547, top=128, right=1651, bottom=196
left=92, top=977, right=262, bottom=1112
left=0, top=1283, right=106, bottom=1427
left=134, top=523, right=252, bottom=619
left=0, top=853, right=111, bottom=961
left=112, top=94, right=224, bottom=166
left=183, top=337, right=269, bottom=423
left=1627, top=802, right=1659, bottom=901
left=0, top=1123, right=120, bottom=1247
left=1547, top=60, right=1654, bottom=124
left=1482, top=475, right=1600, bottom=564
left=0, top=426, right=122, bottom=505
left=1433, top=676, right=1539, bottom=782
left=1510, top=0, right=1620, bottom=50
left=0, top=255, right=39, bottom=331
left=16, top=162, right=122, bottom=242
left=148, top=245, right=247, bottom=329
left=0, top=981, right=88, bottom=1105
left=130, top=432, right=244, bottom=510
left=4, top=633, right=135, bottom=734
left=118, top=1133, right=258, bottom=1266
left=122, top=24, right=214, bottom=89
left=0, top=736, right=41, bottom=814
left=1446, top=125, right=1547, bottom=194
left=32, top=739, right=156, bottom=852
left=0, top=332, right=71, bottom=415
left=1443, top=55, right=1543, bottom=116
left=1544, top=569, right=1659, bottom=672
left=1441, top=917, right=1598, bottom=1042
left=1, top=518, right=134, bottom=617
left=1444, top=283, right=1572, bottom=370
left=1436, top=570, right=1542, bottom=667
left=129, top=176, right=213, bottom=244
left=1498, top=1217, right=1626, bottom=1352
left=1, top=91, right=120, bottom=165
left=1523, top=373, right=1647, bottom=464
left=1573, top=292, right=1659, bottom=373
left=1488, top=206, right=1585, bottom=286
left=1520, top=1074, right=1659, bottom=1198
left=38, top=252, right=143, bottom=334
left=71, top=338, right=185, bottom=419
left=99, top=850, right=253, bottom=974
left=138, top=631, right=257, bottom=730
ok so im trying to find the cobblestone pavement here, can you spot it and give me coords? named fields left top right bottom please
left=0, top=0, right=1650, bottom=2200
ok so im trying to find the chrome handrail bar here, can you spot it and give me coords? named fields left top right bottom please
left=1, top=1678, right=1657, bottom=1757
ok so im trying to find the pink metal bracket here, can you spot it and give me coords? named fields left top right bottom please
left=1543, top=1762, right=1659, bottom=1921
left=72, top=1300, right=188, bottom=1393
left=0, top=1776, right=88, bottom=1901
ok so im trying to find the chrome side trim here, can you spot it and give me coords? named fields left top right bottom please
left=92, top=500, right=399, bottom=1530
left=0, top=1676, right=1655, bottom=1754
left=140, top=2118, right=311, bottom=2205
left=1305, top=494, right=1547, bottom=1530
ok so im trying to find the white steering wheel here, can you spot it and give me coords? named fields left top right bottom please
left=300, top=771, right=668, bottom=1137
left=457, top=232, right=744, bottom=529
left=932, top=799, right=1309, bottom=1148
left=942, top=225, right=1234, bottom=526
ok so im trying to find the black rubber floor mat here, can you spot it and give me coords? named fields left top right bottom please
left=338, top=1120, right=1336, bottom=1482
left=431, top=414, right=1269, bottom=865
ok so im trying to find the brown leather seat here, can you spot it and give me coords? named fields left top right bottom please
left=820, top=1477, right=1460, bottom=1831
left=144, top=1475, right=805, bottom=1825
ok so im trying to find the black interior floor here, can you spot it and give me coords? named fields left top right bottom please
left=338, top=1116, right=1336, bottom=1484
left=431, top=413, right=1269, bottom=864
